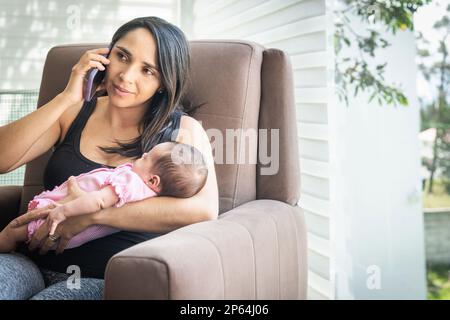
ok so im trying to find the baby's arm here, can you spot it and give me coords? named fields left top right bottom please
left=47, top=185, right=119, bottom=235
left=60, top=185, right=119, bottom=216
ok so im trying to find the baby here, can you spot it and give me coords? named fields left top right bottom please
left=0, top=141, right=208, bottom=252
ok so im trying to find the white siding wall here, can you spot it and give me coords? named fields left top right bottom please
left=189, top=0, right=334, bottom=300
left=0, top=0, right=178, bottom=90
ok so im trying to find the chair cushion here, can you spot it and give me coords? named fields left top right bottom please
left=182, top=40, right=264, bottom=213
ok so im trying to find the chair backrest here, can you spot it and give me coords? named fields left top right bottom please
left=19, top=40, right=300, bottom=214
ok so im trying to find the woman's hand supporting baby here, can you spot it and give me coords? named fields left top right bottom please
left=45, top=205, right=67, bottom=237
left=9, top=176, right=95, bottom=254
left=45, top=185, right=119, bottom=237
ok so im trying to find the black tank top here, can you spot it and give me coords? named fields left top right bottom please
left=19, top=96, right=184, bottom=278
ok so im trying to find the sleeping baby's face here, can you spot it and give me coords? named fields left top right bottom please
left=132, top=142, right=174, bottom=192
left=132, top=151, right=154, bottom=177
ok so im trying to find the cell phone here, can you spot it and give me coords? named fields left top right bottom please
left=83, top=44, right=112, bottom=102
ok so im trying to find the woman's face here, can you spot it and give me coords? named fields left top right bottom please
left=105, top=27, right=162, bottom=108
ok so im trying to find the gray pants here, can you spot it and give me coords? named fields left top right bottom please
left=0, top=253, right=104, bottom=300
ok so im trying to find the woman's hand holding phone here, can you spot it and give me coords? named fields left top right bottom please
left=61, top=47, right=110, bottom=105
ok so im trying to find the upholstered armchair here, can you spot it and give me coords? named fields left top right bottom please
left=0, top=40, right=307, bottom=299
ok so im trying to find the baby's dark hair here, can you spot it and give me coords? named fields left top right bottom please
left=152, top=142, right=208, bottom=198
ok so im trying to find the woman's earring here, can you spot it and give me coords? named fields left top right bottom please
left=158, top=89, right=163, bottom=94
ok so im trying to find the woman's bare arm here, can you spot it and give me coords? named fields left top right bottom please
left=0, top=93, right=75, bottom=173
left=0, top=47, right=111, bottom=173
left=91, top=180, right=217, bottom=233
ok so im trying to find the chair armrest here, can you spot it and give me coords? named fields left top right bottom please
left=0, top=185, right=22, bottom=229
left=104, top=199, right=307, bottom=300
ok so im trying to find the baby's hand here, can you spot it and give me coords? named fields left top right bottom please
left=46, top=206, right=67, bottom=236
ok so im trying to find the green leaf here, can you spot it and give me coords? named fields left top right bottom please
left=334, top=0, right=432, bottom=107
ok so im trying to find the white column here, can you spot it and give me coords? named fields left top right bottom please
left=329, top=13, right=426, bottom=299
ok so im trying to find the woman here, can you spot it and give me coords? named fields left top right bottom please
left=0, top=16, right=218, bottom=299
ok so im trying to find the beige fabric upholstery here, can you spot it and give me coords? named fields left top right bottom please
left=258, top=49, right=300, bottom=205
left=105, top=200, right=307, bottom=299
left=0, top=185, right=22, bottom=229
left=0, top=40, right=307, bottom=299
left=182, top=40, right=264, bottom=212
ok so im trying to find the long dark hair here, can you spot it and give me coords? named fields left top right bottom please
left=99, top=16, right=191, bottom=158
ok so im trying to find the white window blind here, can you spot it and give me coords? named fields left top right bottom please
left=0, top=0, right=178, bottom=90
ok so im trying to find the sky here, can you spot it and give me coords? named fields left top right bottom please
left=414, top=0, right=450, bottom=103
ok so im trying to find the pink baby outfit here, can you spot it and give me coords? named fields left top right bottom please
left=27, top=163, right=157, bottom=249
